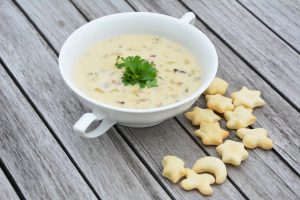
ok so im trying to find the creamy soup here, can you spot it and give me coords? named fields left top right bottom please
left=73, top=35, right=202, bottom=109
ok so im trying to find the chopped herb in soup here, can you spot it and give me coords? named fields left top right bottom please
left=115, top=55, right=158, bottom=88
left=73, top=34, right=202, bottom=109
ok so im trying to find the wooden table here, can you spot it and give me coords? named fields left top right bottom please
left=1, top=0, right=299, bottom=199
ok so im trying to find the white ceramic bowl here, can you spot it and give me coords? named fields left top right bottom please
left=59, top=12, right=218, bottom=138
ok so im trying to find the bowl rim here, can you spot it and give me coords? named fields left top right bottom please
left=59, top=12, right=218, bottom=114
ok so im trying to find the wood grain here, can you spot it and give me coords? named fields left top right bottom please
left=13, top=0, right=84, bottom=52
left=6, top=0, right=300, bottom=199
left=238, top=0, right=300, bottom=52
left=126, top=0, right=300, bottom=174
left=0, top=66, right=97, bottom=199
left=0, top=169, right=19, bottom=200
left=121, top=117, right=300, bottom=200
left=106, top=130, right=172, bottom=200
left=182, top=0, right=300, bottom=109
left=0, top=1, right=170, bottom=199
left=118, top=120, right=244, bottom=200
left=70, top=0, right=300, bottom=199
left=13, top=0, right=244, bottom=199
left=121, top=0, right=300, bottom=199
left=71, top=0, right=132, bottom=20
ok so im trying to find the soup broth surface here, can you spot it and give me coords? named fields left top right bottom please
left=73, top=34, right=202, bottom=109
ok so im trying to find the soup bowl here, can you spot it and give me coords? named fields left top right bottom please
left=59, top=12, right=218, bottom=138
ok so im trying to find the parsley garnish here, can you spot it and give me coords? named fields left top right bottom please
left=115, top=55, right=158, bottom=88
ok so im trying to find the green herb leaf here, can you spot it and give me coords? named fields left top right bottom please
left=115, top=55, right=158, bottom=88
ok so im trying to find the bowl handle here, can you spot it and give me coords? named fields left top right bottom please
left=73, top=112, right=116, bottom=138
left=180, top=12, right=196, bottom=25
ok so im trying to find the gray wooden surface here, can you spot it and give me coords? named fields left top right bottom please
left=1, top=0, right=169, bottom=199
left=0, top=0, right=299, bottom=199
left=0, top=168, right=19, bottom=200
left=182, top=0, right=300, bottom=110
left=0, top=62, right=97, bottom=199
left=238, top=0, right=300, bottom=53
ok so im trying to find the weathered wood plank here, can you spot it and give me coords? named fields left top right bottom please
left=118, top=121, right=244, bottom=200
left=13, top=0, right=84, bottom=51
left=71, top=0, right=132, bottom=19
left=49, top=0, right=299, bottom=199
left=117, top=0, right=300, bottom=199
left=238, top=0, right=300, bottom=52
left=177, top=101, right=300, bottom=199
left=120, top=118, right=300, bottom=200
left=0, top=67, right=97, bottom=199
left=14, top=0, right=300, bottom=198
left=0, top=168, right=19, bottom=200
left=14, top=0, right=131, bottom=51
left=181, top=0, right=300, bottom=109
left=106, top=129, right=172, bottom=200
left=0, top=1, right=170, bottom=199
left=14, top=0, right=244, bottom=199
left=127, top=0, right=300, bottom=175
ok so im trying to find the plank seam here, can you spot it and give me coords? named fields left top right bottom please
left=174, top=118, right=250, bottom=200
left=176, top=115, right=300, bottom=193
left=0, top=2, right=102, bottom=198
left=67, top=1, right=179, bottom=199
left=178, top=0, right=300, bottom=177
left=178, top=0, right=300, bottom=113
left=124, top=0, right=138, bottom=10
left=124, top=0, right=254, bottom=198
left=70, top=0, right=253, bottom=198
left=114, top=126, right=177, bottom=200
left=107, top=128, right=172, bottom=200
left=250, top=149, right=300, bottom=197
left=249, top=122, right=300, bottom=176
left=271, top=148, right=300, bottom=177
left=68, top=0, right=90, bottom=22
left=0, top=56, right=102, bottom=200
left=10, top=0, right=299, bottom=198
left=235, top=0, right=300, bottom=55
left=11, top=0, right=58, bottom=56
left=12, top=0, right=176, bottom=198
left=0, top=158, right=26, bottom=200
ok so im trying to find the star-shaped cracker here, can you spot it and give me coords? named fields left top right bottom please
left=195, top=122, right=229, bottom=145
left=185, top=107, right=221, bottom=126
left=204, top=77, right=229, bottom=95
left=206, top=94, right=234, bottom=113
left=237, top=128, right=273, bottom=149
left=162, top=155, right=186, bottom=183
left=216, top=140, right=249, bottom=166
left=231, top=86, right=265, bottom=109
left=181, top=168, right=215, bottom=196
left=224, top=106, right=256, bottom=129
